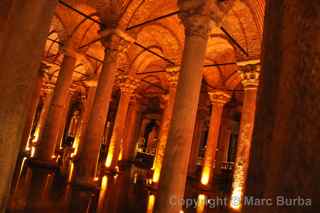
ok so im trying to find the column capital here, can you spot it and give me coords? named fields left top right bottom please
left=238, top=63, right=260, bottom=90
left=166, top=66, right=180, bottom=88
left=117, top=74, right=140, bottom=96
left=160, top=94, right=170, bottom=109
left=208, top=90, right=231, bottom=105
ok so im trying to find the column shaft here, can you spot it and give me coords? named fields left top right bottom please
left=105, top=92, right=131, bottom=170
left=21, top=71, right=43, bottom=152
left=33, top=91, right=53, bottom=146
left=0, top=0, right=58, bottom=210
left=154, top=18, right=209, bottom=213
left=188, top=116, right=203, bottom=176
left=122, top=102, right=140, bottom=162
left=230, top=64, right=259, bottom=210
left=200, top=101, right=225, bottom=186
left=74, top=86, right=97, bottom=157
left=37, top=55, right=76, bottom=161
left=215, top=119, right=232, bottom=173
left=55, top=91, right=72, bottom=152
left=76, top=46, right=119, bottom=181
left=246, top=1, right=320, bottom=212
left=152, top=87, right=176, bottom=183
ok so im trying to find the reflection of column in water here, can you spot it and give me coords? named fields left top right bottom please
left=196, top=194, right=207, bottom=213
left=9, top=166, right=33, bottom=210
left=97, top=175, right=109, bottom=213
left=147, top=194, right=155, bottom=213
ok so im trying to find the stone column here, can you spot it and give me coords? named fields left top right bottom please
left=245, top=2, right=320, bottom=212
left=230, top=63, right=260, bottom=210
left=152, top=67, right=179, bottom=184
left=121, top=95, right=142, bottom=162
left=200, top=91, right=230, bottom=186
left=105, top=75, right=139, bottom=171
left=188, top=111, right=206, bottom=176
left=36, top=50, right=76, bottom=162
left=0, top=0, right=58, bottom=210
left=73, top=86, right=97, bottom=157
left=75, top=35, right=122, bottom=183
left=214, top=118, right=232, bottom=173
left=21, top=69, right=44, bottom=153
left=55, top=91, right=73, bottom=152
left=154, top=2, right=211, bottom=212
left=32, top=89, right=54, bottom=147
left=67, top=110, right=80, bottom=138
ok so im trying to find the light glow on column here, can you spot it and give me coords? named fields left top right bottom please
left=97, top=175, right=108, bottom=210
left=147, top=194, right=156, bottom=213
left=105, top=137, right=116, bottom=168
left=230, top=186, right=242, bottom=210
left=196, top=194, right=206, bottom=213
left=68, top=162, right=74, bottom=183
left=200, top=166, right=210, bottom=185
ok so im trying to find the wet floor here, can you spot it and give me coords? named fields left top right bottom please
left=7, top=157, right=232, bottom=213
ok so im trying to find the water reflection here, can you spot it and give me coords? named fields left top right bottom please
left=7, top=159, right=230, bottom=213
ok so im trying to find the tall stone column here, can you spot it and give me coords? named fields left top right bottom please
left=152, top=67, right=179, bottom=184
left=75, top=35, right=122, bottom=183
left=121, top=95, right=142, bottom=162
left=73, top=86, right=97, bottom=157
left=188, top=110, right=206, bottom=176
left=21, top=69, right=44, bottom=153
left=55, top=90, right=73, bottom=152
left=36, top=50, right=76, bottom=162
left=214, top=118, right=232, bottom=173
left=0, top=0, right=58, bottom=210
left=105, top=75, right=139, bottom=171
left=154, top=2, right=211, bottom=212
left=200, top=91, right=230, bottom=186
left=245, top=2, right=320, bottom=212
left=230, top=63, right=260, bottom=210
left=32, top=89, right=54, bottom=147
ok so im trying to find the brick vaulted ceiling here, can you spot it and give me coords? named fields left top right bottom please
left=43, top=0, right=265, bottom=98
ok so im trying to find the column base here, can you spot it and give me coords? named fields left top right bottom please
left=72, top=178, right=100, bottom=193
left=195, top=182, right=213, bottom=192
left=146, top=181, right=159, bottom=191
left=118, top=160, right=133, bottom=170
left=102, top=166, right=119, bottom=176
left=27, top=158, right=59, bottom=170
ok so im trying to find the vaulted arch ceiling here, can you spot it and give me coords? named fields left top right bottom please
left=44, top=0, right=265, bottom=97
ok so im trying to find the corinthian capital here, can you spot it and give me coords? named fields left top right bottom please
left=238, top=62, right=260, bottom=90
left=208, top=90, right=231, bottom=105
left=166, top=66, right=180, bottom=88
left=117, top=74, right=140, bottom=96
